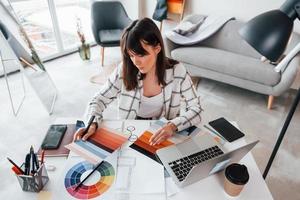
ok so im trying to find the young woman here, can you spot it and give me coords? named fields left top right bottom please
left=75, top=18, right=202, bottom=145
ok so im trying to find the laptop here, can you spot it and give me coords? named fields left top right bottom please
left=156, top=133, right=258, bottom=187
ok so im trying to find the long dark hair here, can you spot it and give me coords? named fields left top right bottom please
left=120, top=18, right=178, bottom=91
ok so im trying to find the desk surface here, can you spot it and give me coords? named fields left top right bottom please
left=2, top=119, right=273, bottom=200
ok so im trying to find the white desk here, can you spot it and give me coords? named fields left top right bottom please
left=2, top=119, right=273, bottom=200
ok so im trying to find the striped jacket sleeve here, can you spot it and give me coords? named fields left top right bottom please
left=170, top=67, right=203, bottom=131
left=86, top=64, right=122, bottom=125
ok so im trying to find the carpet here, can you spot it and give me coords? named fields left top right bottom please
left=90, top=62, right=118, bottom=85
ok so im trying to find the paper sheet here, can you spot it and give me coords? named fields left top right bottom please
left=118, top=147, right=165, bottom=194
left=165, top=177, right=180, bottom=197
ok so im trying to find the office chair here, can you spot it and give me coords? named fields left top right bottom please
left=91, top=1, right=132, bottom=66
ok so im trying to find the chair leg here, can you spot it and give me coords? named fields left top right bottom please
left=160, top=21, right=163, bottom=32
left=101, top=47, right=105, bottom=66
left=267, top=95, right=274, bottom=110
left=191, top=77, right=201, bottom=90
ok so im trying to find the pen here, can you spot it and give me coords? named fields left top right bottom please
left=30, top=146, right=35, bottom=174
left=82, top=115, right=96, bottom=137
left=7, top=157, right=25, bottom=175
left=74, top=160, right=103, bottom=191
left=203, top=125, right=226, bottom=142
left=24, top=153, right=31, bottom=175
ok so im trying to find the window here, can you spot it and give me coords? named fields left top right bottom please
left=9, top=0, right=93, bottom=60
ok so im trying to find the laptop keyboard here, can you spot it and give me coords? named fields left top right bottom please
left=168, top=145, right=224, bottom=182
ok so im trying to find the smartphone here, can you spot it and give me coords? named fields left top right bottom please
left=208, top=117, right=244, bottom=142
left=41, top=124, right=67, bottom=150
left=75, top=120, right=85, bottom=131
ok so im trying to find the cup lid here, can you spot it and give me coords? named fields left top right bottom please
left=225, top=163, right=249, bottom=185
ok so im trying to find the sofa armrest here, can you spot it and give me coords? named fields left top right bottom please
left=275, top=43, right=300, bottom=73
left=162, top=32, right=181, bottom=58
left=282, top=54, right=300, bottom=73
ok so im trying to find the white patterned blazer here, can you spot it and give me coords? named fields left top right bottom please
left=87, top=63, right=203, bottom=131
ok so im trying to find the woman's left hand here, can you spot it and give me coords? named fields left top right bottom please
left=149, top=123, right=177, bottom=146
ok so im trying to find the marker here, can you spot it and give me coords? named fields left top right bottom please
left=7, top=157, right=25, bottom=175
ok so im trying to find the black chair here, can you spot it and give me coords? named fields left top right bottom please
left=91, top=1, right=132, bottom=66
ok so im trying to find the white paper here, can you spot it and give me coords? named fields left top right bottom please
left=119, top=148, right=165, bottom=194
left=115, top=166, right=131, bottom=190
left=165, top=177, right=180, bottom=197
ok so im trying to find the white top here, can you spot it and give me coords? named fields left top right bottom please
left=137, top=88, right=164, bottom=119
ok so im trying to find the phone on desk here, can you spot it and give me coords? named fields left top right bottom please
left=208, top=117, right=244, bottom=142
left=75, top=120, right=85, bottom=131
left=41, top=124, right=67, bottom=150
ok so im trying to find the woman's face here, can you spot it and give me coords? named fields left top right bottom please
left=128, top=41, right=161, bottom=74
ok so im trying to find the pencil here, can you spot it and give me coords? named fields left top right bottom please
left=41, top=149, right=45, bottom=164
left=7, top=157, right=25, bottom=175
left=74, top=160, right=104, bottom=191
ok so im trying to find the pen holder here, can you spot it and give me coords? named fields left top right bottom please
left=16, top=163, right=49, bottom=192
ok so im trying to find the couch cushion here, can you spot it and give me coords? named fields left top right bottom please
left=198, top=20, right=262, bottom=59
left=171, top=47, right=281, bottom=86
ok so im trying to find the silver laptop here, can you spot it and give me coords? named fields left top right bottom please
left=156, top=133, right=258, bottom=187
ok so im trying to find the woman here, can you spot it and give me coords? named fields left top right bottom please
left=75, top=18, right=202, bottom=145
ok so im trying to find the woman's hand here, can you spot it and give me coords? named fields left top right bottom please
left=149, top=123, right=177, bottom=146
left=73, top=123, right=98, bottom=141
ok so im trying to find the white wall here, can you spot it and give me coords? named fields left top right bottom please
left=140, top=0, right=300, bottom=34
left=118, top=0, right=139, bottom=19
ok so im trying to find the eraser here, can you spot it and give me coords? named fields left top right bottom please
left=46, top=165, right=56, bottom=171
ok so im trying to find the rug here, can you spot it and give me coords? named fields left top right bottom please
left=90, top=63, right=118, bottom=85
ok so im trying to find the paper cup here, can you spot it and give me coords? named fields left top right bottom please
left=224, top=163, right=249, bottom=197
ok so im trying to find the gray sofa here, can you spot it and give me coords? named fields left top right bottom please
left=163, top=17, right=300, bottom=109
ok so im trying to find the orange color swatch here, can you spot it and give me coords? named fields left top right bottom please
left=130, top=131, right=174, bottom=162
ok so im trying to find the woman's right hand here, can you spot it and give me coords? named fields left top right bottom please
left=73, top=123, right=98, bottom=142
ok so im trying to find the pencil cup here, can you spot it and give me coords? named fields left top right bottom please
left=16, top=163, right=49, bottom=192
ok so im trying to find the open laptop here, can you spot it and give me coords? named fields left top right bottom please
left=156, top=133, right=258, bottom=187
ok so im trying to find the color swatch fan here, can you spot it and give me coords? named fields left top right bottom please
left=53, top=152, right=117, bottom=200
left=130, top=130, right=174, bottom=163
left=66, top=126, right=128, bottom=164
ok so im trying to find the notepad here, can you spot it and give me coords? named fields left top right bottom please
left=37, top=124, right=76, bottom=157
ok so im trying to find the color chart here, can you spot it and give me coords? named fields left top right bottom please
left=64, top=161, right=115, bottom=199
left=66, top=126, right=128, bottom=164
left=130, top=131, right=174, bottom=163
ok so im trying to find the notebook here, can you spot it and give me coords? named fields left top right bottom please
left=37, top=124, right=76, bottom=157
